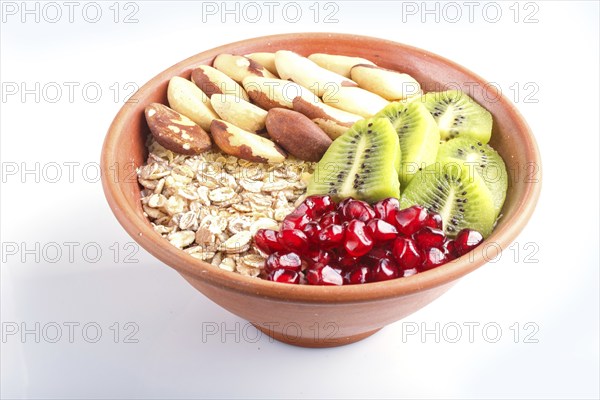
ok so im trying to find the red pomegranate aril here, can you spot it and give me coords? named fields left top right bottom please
left=372, top=258, right=400, bottom=282
left=421, top=247, right=447, bottom=270
left=403, top=268, right=418, bottom=277
left=265, top=252, right=302, bottom=273
left=413, top=226, right=446, bottom=249
left=443, top=239, right=458, bottom=260
left=268, top=269, right=300, bottom=284
left=336, top=253, right=360, bottom=269
left=303, top=221, right=322, bottom=243
left=305, top=249, right=332, bottom=267
left=282, top=212, right=310, bottom=230
left=343, top=266, right=371, bottom=285
left=393, top=205, right=429, bottom=236
left=424, top=211, right=443, bottom=230
left=340, top=199, right=376, bottom=222
left=277, top=229, right=309, bottom=253
left=454, top=229, right=484, bottom=256
left=254, top=229, right=284, bottom=254
left=392, top=237, right=422, bottom=270
left=366, top=219, right=398, bottom=241
left=373, top=197, right=400, bottom=224
left=319, top=211, right=342, bottom=228
left=344, top=220, right=374, bottom=257
left=304, top=195, right=335, bottom=217
left=306, top=265, right=343, bottom=286
left=317, top=224, right=345, bottom=248
left=361, top=246, right=394, bottom=266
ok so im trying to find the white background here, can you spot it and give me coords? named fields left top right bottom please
left=1, top=1, right=598, bottom=399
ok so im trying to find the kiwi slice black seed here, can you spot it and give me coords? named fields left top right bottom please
left=400, top=161, right=496, bottom=238
left=422, top=90, right=493, bottom=143
left=437, top=137, right=507, bottom=216
left=307, top=118, right=400, bottom=202
left=375, top=101, right=440, bottom=187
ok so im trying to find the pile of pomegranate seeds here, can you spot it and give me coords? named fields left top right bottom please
left=254, top=195, right=484, bottom=285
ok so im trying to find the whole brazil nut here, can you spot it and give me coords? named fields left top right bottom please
left=274, top=50, right=357, bottom=97
left=213, top=54, right=276, bottom=83
left=210, top=119, right=286, bottom=163
left=308, top=53, right=376, bottom=78
left=244, top=52, right=279, bottom=77
left=322, top=86, right=389, bottom=117
left=191, top=65, right=249, bottom=101
left=242, top=76, right=320, bottom=110
left=350, top=64, right=422, bottom=100
left=292, top=97, right=362, bottom=139
left=210, top=94, right=268, bottom=133
left=167, top=76, right=218, bottom=132
left=265, top=108, right=332, bottom=161
left=145, top=103, right=212, bottom=155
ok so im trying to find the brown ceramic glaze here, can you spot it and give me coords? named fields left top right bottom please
left=101, top=33, right=542, bottom=347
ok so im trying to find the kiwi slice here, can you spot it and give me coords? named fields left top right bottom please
left=437, top=137, right=507, bottom=216
left=400, top=161, right=496, bottom=238
left=307, top=118, right=400, bottom=202
left=422, top=90, right=493, bottom=143
left=375, top=101, right=440, bottom=187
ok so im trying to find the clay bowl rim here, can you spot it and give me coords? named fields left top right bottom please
left=101, top=32, right=541, bottom=304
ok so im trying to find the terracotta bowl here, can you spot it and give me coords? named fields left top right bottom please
left=101, top=33, right=541, bottom=347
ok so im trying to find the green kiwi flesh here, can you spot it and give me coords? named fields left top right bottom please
left=400, top=161, right=496, bottom=238
left=307, top=118, right=401, bottom=202
left=422, top=90, right=493, bottom=144
left=375, top=101, right=440, bottom=187
left=437, top=137, right=507, bottom=216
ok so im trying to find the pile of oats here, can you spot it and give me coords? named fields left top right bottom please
left=137, top=140, right=315, bottom=278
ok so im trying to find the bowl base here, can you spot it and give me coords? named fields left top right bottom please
left=252, top=323, right=382, bottom=348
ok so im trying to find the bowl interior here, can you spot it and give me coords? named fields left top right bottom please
left=101, top=33, right=541, bottom=303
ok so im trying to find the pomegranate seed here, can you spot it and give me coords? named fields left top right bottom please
left=340, top=199, right=376, bottom=222
left=454, top=229, right=484, bottom=256
left=317, top=224, right=345, bottom=248
left=413, top=226, right=446, bottom=249
left=268, top=269, right=300, bottom=284
left=392, top=237, right=422, bottom=270
left=371, top=258, right=400, bottom=282
left=254, top=229, right=284, bottom=254
left=424, top=211, right=443, bottom=230
left=303, top=221, right=322, bottom=243
left=421, top=247, right=447, bottom=270
left=443, top=239, right=458, bottom=260
left=277, top=229, right=309, bottom=253
left=305, top=249, right=332, bottom=267
left=361, top=246, right=394, bottom=266
left=373, top=197, right=400, bottom=224
left=282, top=212, right=310, bottom=230
left=366, top=219, right=398, bottom=241
left=319, top=211, right=342, bottom=228
left=305, top=265, right=343, bottom=286
left=393, top=205, right=429, bottom=236
left=344, top=220, right=374, bottom=257
left=336, top=253, right=360, bottom=269
left=304, top=195, right=335, bottom=218
left=265, top=252, right=302, bottom=273
left=337, top=197, right=354, bottom=210
left=343, top=266, right=371, bottom=285
left=403, top=268, right=418, bottom=277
